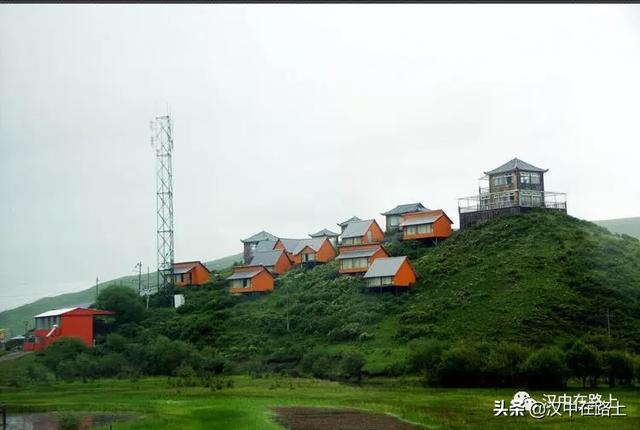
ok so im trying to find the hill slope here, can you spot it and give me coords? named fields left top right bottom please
left=593, top=216, right=640, bottom=239
left=151, top=211, right=640, bottom=375
left=0, top=253, right=242, bottom=337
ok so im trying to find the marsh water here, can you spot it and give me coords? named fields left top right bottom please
left=4, top=413, right=136, bottom=430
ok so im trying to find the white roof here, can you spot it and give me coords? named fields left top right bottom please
left=363, top=257, right=408, bottom=278
left=34, top=307, right=78, bottom=318
left=341, top=219, right=375, bottom=239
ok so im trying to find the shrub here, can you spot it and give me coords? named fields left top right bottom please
left=436, top=343, right=484, bottom=387
left=56, top=412, right=80, bottom=430
left=483, top=342, right=529, bottom=387
left=327, top=323, right=364, bottom=342
left=602, top=350, right=635, bottom=387
left=566, top=341, right=601, bottom=387
left=406, top=339, right=446, bottom=383
left=301, top=349, right=337, bottom=379
left=522, top=347, right=568, bottom=389
left=339, top=351, right=366, bottom=382
left=40, top=338, right=90, bottom=373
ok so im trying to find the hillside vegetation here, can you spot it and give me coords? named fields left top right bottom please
left=4, top=212, right=640, bottom=389
left=593, top=216, right=640, bottom=239
left=0, top=253, right=242, bottom=336
left=134, top=211, right=640, bottom=380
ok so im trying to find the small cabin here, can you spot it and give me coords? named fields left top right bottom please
left=399, top=209, right=453, bottom=242
left=336, top=216, right=362, bottom=235
left=274, top=237, right=336, bottom=265
left=172, top=261, right=211, bottom=286
left=458, top=158, right=567, bottom=228
left=337, top=244, right=390, bottom=274
left=339, top=219, right=384, bottom=246
left=381, top=203, right=429, bottom=232
left=309, top=228, right=340, bottom=248
left=363, top=256, right=417, bottom=290
left=226, top=265, right=274, bottom=294
left=23, top=307, right=113, bottom=351
left=240, top=230, right=278, bottom=263
left=249, top=249, right=293, bottom=275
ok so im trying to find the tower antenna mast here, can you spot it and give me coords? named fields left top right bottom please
left=150, top=114, right=175, bottom=296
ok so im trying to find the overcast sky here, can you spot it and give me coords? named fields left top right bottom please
left=1, top=4, right=640, bottom=311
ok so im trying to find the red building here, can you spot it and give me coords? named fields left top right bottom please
left=172, top=261, right=211, bottom=287
left=23, top=307, right=113, bottom=351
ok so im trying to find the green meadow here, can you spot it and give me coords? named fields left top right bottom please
left=0, top=377, right=638, bottom=429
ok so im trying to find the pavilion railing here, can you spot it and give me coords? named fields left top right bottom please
left=458, top=190, right=567, bottom=214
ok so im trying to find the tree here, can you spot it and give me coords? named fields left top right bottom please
left=96, top=285, right=144, bottom=325
left=523, top=347, right=568, bottom=389
left=436, top=343, right=484, bottom=387
left=407, top=339, right=446, bottom=385
left=602, top=350, right=635, bottom=387
left=483, top=342, right=529, bottom=387
left=566, top=341, right=601, bottom=387
left=339, top=351, right=366, bottom=382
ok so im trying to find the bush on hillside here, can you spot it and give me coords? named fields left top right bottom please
left=96, top=285, right=144, bottom=325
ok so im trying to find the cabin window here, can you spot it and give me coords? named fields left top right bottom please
left=531, top=173, right=540, bottom=184
left=366, top=231, right=373, bottom=242
left=388, top=215, right=400, bottom=226
left=520, top=172, right=541, bottom=185
left=342, top=237, right=362, bottom=246
left=303, top=253, right=316, bottom=262
left=231, top=279, right=251, bottom=289
left=341, top=257, right=368, bottom=269
left=36, top=316, right=60, bottom=330
left=494, top=174, right=512, bottom=186
left=417, top=224, right=432, bottom=234
left=368, top=276, right=394, bottom=287
left=406, top=226, right=417, bottom=235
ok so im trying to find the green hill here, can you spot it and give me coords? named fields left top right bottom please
left=593, top=216, right=640, bottom=239
left=0, top=253, right=242, bottom=337
left=147, top=211, right=640, bottom=375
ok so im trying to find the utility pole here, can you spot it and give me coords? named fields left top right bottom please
left=135, top=262, right=142, bottom=295
left=146, top=266, right=151, bottom=309
left=95, top=277, right=100, bottom=302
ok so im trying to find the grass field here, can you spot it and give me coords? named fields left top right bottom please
left=0, top=377, right=638, bottom=429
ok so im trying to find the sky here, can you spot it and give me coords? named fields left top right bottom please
left=1, top=4, right=640, bottom=311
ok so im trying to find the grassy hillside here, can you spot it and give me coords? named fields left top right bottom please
left=0, top=253, right=242, bottom=337
left=149, top=211, right=640, bottom=375
left=593, top=216, right=640, bottom=239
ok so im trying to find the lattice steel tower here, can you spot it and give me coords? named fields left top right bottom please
left=150, top=115, right=175, bottom=292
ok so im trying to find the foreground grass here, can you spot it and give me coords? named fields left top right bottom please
left=0, top=377, right=638, bottom=429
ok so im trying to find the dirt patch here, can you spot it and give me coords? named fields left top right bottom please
left=272, top=407, right=423, bottom=430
